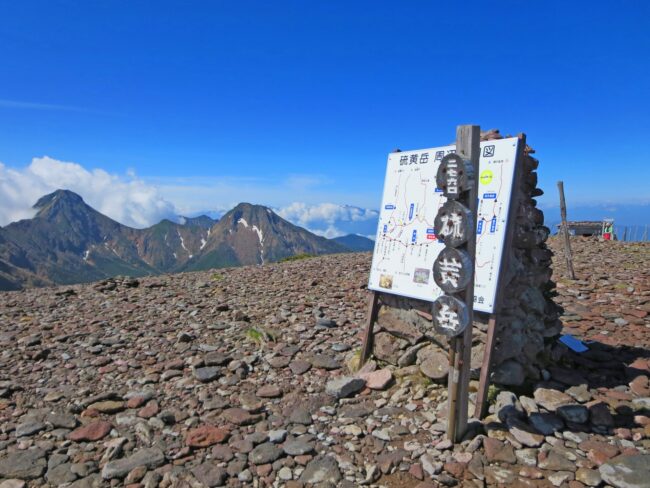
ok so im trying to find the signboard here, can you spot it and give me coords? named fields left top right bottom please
left=368, top=137, right=519, bottom=313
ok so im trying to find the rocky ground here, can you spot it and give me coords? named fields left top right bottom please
left=0, top=237, right=649, bottom=488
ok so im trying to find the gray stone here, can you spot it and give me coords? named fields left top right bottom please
left=0, top=480, right=26, bottom=488
left=191, top=462, right=227, bottom=487
left=278, top=466, right=293, bottom=481
left=374, top=332, right=409, bottom=365
left=15, top=420, right=46, bottom=438
left=310, top=354, right=341, bottom=370
left=299, top=455, right=342, bottom=484
left=48, top=453, right=69, bottom=470
left=495, top=391, right=523, bottom=423
left=193, top=366, right=221, bottom=382
left=397, top=342, right=427, bottom=367
left=576, top=467, right=602, bottom=487
left=289, top=360, right=311, bottom=375
left=0, top=448, right=47, bottom=479
left=507, top=419, right=544, bottom=447
left=529, top=412, right=564, bottom=435
left=268, top=429, right=287, bottom=443
left=283, top=438, right=315, bottom=456
left=325, top=376, right=365, bottom=399
left=46, top=463, right=77, bottom=485
left=539, top=449, right=576, bottom=472
left=101, top=448, right=165, bottom=479
left=377, top=311, right=423, bottom=344
left=289, top=406, right=312, bottom=425
left=533, top=387, right=573, bottom=411
left=548, top=471, right=574, bottom=487
left=249, top=442, right=283, bottom=465
left=418, top=346, right=448, bottom=381
left=599, top=455, right=650, bottom=488
left=316, top=317, right=336, bottom=328
left=47, top=412, right=78, bottom=429
left=557, top=404, right=589, bottom=424
left=492, top=360, right=525, bottom=386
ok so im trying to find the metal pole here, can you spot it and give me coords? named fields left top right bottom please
left=557, top=181, right=575, bottom=279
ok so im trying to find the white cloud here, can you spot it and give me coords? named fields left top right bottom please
left=0, top=156, right=176, bottom=228
left=276, top=202, right=379, bottom=238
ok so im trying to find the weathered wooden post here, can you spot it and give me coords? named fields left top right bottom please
left=432, top=125, right=479, bottom=442
left=557, top=181, right=575, bottom=279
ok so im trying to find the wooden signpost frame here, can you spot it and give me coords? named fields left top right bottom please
left=472, top=133, right=526, bottom=419
left=359, top=130, right=528, bottom=440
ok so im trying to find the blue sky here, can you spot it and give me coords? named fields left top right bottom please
left=0, top=1, right=648, bottom=233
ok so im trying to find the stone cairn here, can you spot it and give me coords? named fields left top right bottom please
left=368, top=129, right=563, bottom=397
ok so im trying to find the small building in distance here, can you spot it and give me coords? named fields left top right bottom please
left=557, top=219, right=615, bottom=239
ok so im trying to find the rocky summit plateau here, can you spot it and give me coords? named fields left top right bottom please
left=0, top=237, right=649, bottom=488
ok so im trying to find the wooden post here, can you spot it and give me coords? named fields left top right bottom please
left=359, top=291, right=380, bottom=366
left=474, top=315, right=496, bottom=418
left=446, top=125, right=480, bottom=442
left=359, top=148, right=401, bottom=368
left=557, top=181, right=576, bottom=279
left=623, top=227, right=628, bottom=241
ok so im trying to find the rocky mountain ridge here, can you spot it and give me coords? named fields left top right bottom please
left=0, top=190, right=368, bottom=291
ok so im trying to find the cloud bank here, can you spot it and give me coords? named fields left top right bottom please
left=276, top=202, right=379, bottom=238
left=0, top=158, right=381, bottom=239
left=0, top=157, right=176, bottom=228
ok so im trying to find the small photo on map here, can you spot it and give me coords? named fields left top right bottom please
left=379, top=274, right=393, bottom=289
left=413, top=268, right=430, bottom=284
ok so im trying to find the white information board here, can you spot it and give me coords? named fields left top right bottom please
left=368, top=137, right=519, bottom=313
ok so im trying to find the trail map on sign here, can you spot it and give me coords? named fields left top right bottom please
left=368, top=137, right=519, bottom=313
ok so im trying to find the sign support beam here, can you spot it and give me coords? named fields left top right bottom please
left=473, top=133, right=527, bottom=419
left=446, top=125, right=480, bottom=442
left=359, top=291, right=380, bottom=366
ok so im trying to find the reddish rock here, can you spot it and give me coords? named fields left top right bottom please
left=359, top=368, right=393, bottom=390
left=256, top=464, right=273, bottom=477
left=443, top=461, right=466, bottom=479
left=222, top=407, right=260, bottom=425
left=580, top=440, right=619, bottom=466
left=483, top=437, right=517, bottom=464
left=629, top=358, right=650, bottom=372
left=137, top=400, right=160, bottom=418
left=256, top=385, right=282, bottom=398
left=294, top=455, right=312, bottom=465
left=126, top=396, right=148, bottom=409
left=186, top=425, right=230, bottom=447
left=409, top=463, right=424, bottom=480
left=630, top=375, right=649, bottom=396
left=68, top=420, right=112, bottom=441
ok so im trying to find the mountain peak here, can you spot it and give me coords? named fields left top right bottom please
left=225, top=203, right=275, bottom=222
left=33, top=189, right=85, bottom=210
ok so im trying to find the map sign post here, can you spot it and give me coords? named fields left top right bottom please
left=361, top=125, right=524, bottom=439
left=434, top=125, right=480, bottom=442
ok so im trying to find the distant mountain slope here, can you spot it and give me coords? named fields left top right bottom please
left=178, top=215, right=217, bottom=229
left=0, top=191, right=351, bottom=290
left=0, top=190, right=158, bottom=286
left=184, top=203, right=348, bottom=270
left=332, top=234, right=375, bottom=252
